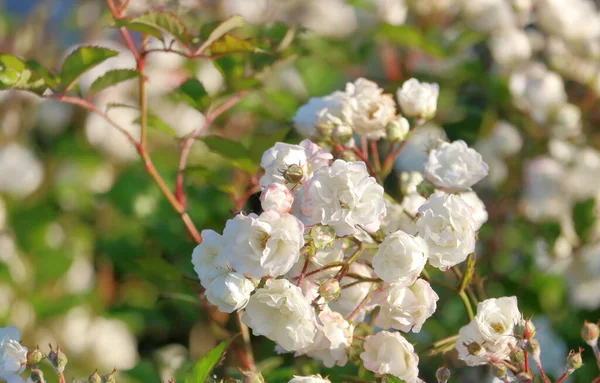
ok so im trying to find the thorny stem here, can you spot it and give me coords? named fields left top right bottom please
left=57, top=373, right=66, bottom=383
left=523, top=349, right=529, bottom=373
left=533, top=355, right=551, bottom=383
left=555, top=370, right=569, bottom=383
left=347, top=291, right=372, bottom=322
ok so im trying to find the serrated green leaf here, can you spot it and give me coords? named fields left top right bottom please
left=384, top=375, right=406, bottom=383
left=210, top=34, right=258, bottom=55
left=200, top=15, right=245, bottom=51
left=60, top=46, right=119, bottom=91
left=185, top=340, right=231, bottom=383
left=116, top=11, right=190, bottom=44
left=0, top=54, right=25, bottom=72
left=377, top=24, right=444, bottom=57
left=25, top=60, right=58, bottom=89
left=176, top=78, right=210, bottom=110
left=249, top=128, right=290, bottom=162
left=0, top=54, right=54, bottom=93
left=132, top=114, right=177, bottom=136
left=90, top=69, right=140, bottom=94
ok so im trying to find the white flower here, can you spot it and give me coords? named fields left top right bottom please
left=373, top=0, right=408, bottom=25
left=424, top=140, right=489, bottom=191
left=522, top=156, right=569, bottom=221
left=397, top=78, right=439, bottom=120
left=0, top=144, right=44, bottom=199
left=205, top=272, right=255, bottom=313
left=288, top=375, right=331, bottom=383
left=191, top=230, right=229, bottom=288
left=372, top=231, right=428, bottom=285
left=475, top=296, right=521, bottom=346
left=0, top=326, right=27, bottom=383
left=242, top=279, right=317, bottom=351
left=293, top=92, right=351, bottom=138
left=461, top=0, right=515, bottom=33
left=223, top=211, right=304, bottom=278
left=416, top=192, right=476, bottom=270
left=345, top=78, right=396, bottom=139
left=304, top=306, right=354, bottom=367
left=374, top=279, right=439, bottom=333
left=550, top=103, right=582, bottom=139
left=260, top=140, right=332, bottom=189
left=260, top=183, right=294, bottom=213
left=487, top=121, right=523, bottom=157
left=302, top=160, right=386, bottom=237
left=330, top=263, right=374, bottom=321
left=489, top=28, right=532, bottom=66
left=455, top=321, right=489, bottom=366
left=456, top=191, right=488, bottom=231
left=394, top=124, right=446, bottom=172
left=360, top=331, right=420, bottom=382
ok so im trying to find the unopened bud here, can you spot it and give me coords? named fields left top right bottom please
left=88, top=370, right=102, bottom=383
left=102, top=369, right=117, bottom=383
left=416, top=180, right=435, bottom=198
left=332, top=124, right=353, bottom=145
left=340, top=150, right=357, bottom=162
left=510, top=347, right=525, bottom=364
left=27, top=346, right=44, bottom=366
left=29, top=369, right=45, bottom=383
left=310, top=225, right=336, bottom=249
left=465, top=341, right=482, bottom=356
left=567, top=348, right=584, bottom=371
left=282, top=164, right=304, bottom=186
left=525, top=339, right=541, bottom=359
left=516, top=371, right=533, bottom=383
left=318, top=279, right=341, bottom=302
left=47, top=345, right=68, bottom=373
left=435, top=365, right=451, bottom=383
left=386, top=116, right=410, bottom=142
left=515, top=318, right=536, bottom=340
left=492, top=363, right=507, bottom=378
left=582, top=321, right=599, bottom=346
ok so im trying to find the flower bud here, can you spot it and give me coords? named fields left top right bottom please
left=516, top=371, right=533, bottom=383
left=567, top=349, right=584, bottom=371
left=435, top=366, right=451, bottom=383
left=282, top=164, right=304, bottom=186
left=27, top=346, right=44, bottom=366
left=524, top=339, right=541, bottom=359
left=318, top=279, right=341, bottom=302
left=310, top=225, right=336, bottom=249
left=397, top=78, right=439, bottom=120
left=102, top=369, right=117, bottom=383
left=332, top=124, right=354, bottom=145
left=88, top=371, right=102, bottom=383
left=260, top=183, right=294, bottom=214
left=465, top=341, right=482, bottom=356
left=582, top=321, right=599, bottom=346
left=47, top=345, right=68, bottom=373
left=29, top=369, right=45, bottom=383
left=510, top=347, right=525, bottom=364
left=386, top=116, right=410, bottom=142
left=340, top=150, right=357, bottom=162
left=241, top=371, right=266, bottom=383
left=515, top=318, right=536, bottom=340
left=492, top=363, right=507, bottom=378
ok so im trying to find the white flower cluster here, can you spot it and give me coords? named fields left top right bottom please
left=455, top=297, right=522, bottom=367
left=293, top=77, right=438, bottom=142
left=0, top=326, right=28, bottom=383
left=191, top=77, right=495, bottom=381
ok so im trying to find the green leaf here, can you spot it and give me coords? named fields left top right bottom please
left=210, top=34, right=258, bottom=55
left=200, top=15, right=245, bottom=51
left=185, top=340, right=231, bottom=383
left=60, top=46, right=119, bottom=91
left=573, top=198, right=596, bottom=243
left=377, top=25, right=444, bottom=57
left=116, top=11, right=190, bottom=44
left=249, top=128, right=290, bottom=162
left=176, top=78, right=210, bottom=110
left=25, top=60, right=59, bottom=89
left=201, top=136, right=257, bottom=174
left=0, top=54, right=55, bottom=93
left=90, top=69, right=140, bottom=94
left=132, top=114, right=177, bottom=136
left=384, top=375, right=406, bottom=383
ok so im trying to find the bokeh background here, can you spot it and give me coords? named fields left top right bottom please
left=2, top=0, right=600, bottom=382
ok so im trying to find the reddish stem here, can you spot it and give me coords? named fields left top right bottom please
left=370, top=140, right=381, bottom=172
left=346, top=292, right=372, bottom=322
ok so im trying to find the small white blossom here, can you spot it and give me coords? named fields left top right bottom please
left=475, top=296, right=521, bottom=346
left=260, top=140, right=332, bottom=189
left=416, top=192, right=476, bottom=270
left=205, top=272, right=255, bottom=313
left=260, top=183, right=294, bottom=213
left=242, top=279, right=317, bottom=351
left=456, top=191, right=488, bottom=231
left=345, top=78, right=396, bottom=139
left=191, top=230, right=229, bottom=288
left=0, top=326, right=27, bottom=383
left=374, top=279, right=439, bottom=333
left=386, top=115, right=410, bottom=141
left=304, top=306, right=354, bottom=367
left=487, top=121, right=523, bottom=157
left=302, top=160, right=386, bottom=237
left=293, top=92, right=351, bottom=138
left=223, top=211, right=305, bottom=278
left=360, top=331, right=421, bottom=382
left=372, top=230, right=428, bottom=285
left=424, top=140, right=489, bottom=191
left=288, top=375, right=331, bottom=383
left=489, top=28, right=532, bottom=66
left=397, top=78, right=439, bottom=120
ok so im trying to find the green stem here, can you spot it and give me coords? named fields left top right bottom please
left=459, top=291, right=475, bottom=320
